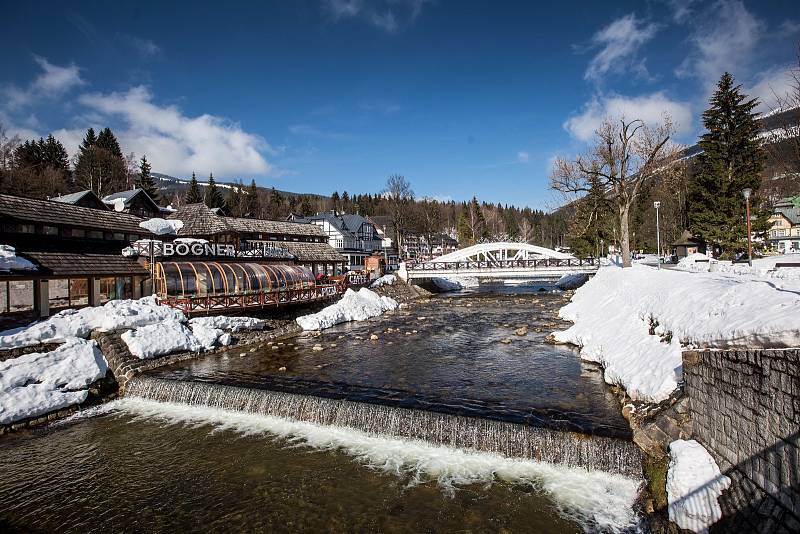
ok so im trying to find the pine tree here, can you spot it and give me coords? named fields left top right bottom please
left=74, top=127, right=126, bottom=195
left=136, top=155, right=159, bottom=202
left=331, top=191, right=340, bottom=213
left=246, top=179, right=260, bottom=217
left=688, top=72, right=766, bottom=257
left=457, top=205, right=472, bottom=246
left=96, top=127, right=122, bottom=158
left=204, top=173, right=226, bottom=209
left=300, top=195, right=313, bottom=216
left=185, top=172, right=203, bottom=203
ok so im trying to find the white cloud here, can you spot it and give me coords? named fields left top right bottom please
left=517, top=151, right=530, bottom=163
left=779, top=20, right=800, bottom=37
left=564, top=92, right=693, bottom=142
left=676, top=0, right=765, bottom=92
left=585, top=14, right=658, bottom=81
left=321, top=0, right=430, bottom=33
left=70, top=86, right=273, bottom=177
left=665, top=0, right=698, bottom=24
left=747, top=65, right=796, bottom=113
left=1, top=56, right=84, bottom=110
left=127, top=36, right=161, bottom=57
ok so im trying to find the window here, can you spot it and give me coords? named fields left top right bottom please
left=65, top=228, right=86, bottom=238
left=42, top=225, right=59, bottom=236
left=48, top=279, right=70, bottom=309
left=17, top=224, right=34, bottom=234
left=69, top=278, right=89, bottom=307
left=128, top=234, right=139, bottom=242
left=88, top=230, right=103, bottom=239
left=98, top=277, right=117, bottom=304
left=113, top=232, right=125, bottom=241
left=116, top=277, right=133, bottom=300
left=0, top=281, right=7, bottom=313
left=8, top=280, right=33, bottom=312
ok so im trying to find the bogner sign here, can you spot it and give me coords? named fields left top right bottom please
left=162, top=242, right=236, bottom=257
left=133, top=240, right=295, bottom=259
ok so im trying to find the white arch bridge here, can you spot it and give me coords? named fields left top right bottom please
left=402, top=242, right=598, bottom=281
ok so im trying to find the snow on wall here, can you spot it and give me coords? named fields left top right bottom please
left=553, top=265, right=800, bottom=402
left=0, top=339, right=107, bottom=425
left=296, top=288, right=398, bottom=330
left=121, top=322, right=203, bottom=359
left=139, top=218, right=184, bottom=235
left=667, top=439, right=731, bottom=532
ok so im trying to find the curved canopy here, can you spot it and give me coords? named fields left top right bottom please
left=154, top=262, right=315, bottom=298
left=431, top=242, right=574, bottom=263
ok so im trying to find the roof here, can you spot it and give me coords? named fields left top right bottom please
left=13, top=251, right=149, bottom=277
left=102, top=189, right=160, bottom=211
left=50, top=190, right=109, bottom=210
left=169, top=203, right=326, bottom=237
left=773, top=196, right=800, bottom=225
left=0, top=194, right=147, bottom=234
left=305, top=212, right=376, bottom=239
left=672, top=230, right=705, bottom=247
left=278, top=241, right=348, bottom=263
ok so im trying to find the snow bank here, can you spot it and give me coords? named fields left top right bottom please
left=0, top=245, right=36, bottom=272
left=296, top=288, right=398, bottom=330
left=667, top=440, right=730, bottom=532
left=369, top=274, right=397, bottom=288
left=676, top=253, right=712, bottom=272
left=139, top=218, right=184, bottom=235
left=121, top=322, right=202, bottom=359
left=0, top=339, right=107, bottom=424
left=677, top=254, right=800, bottom=280
left=0, top=297, right=186, bottom=350
left=189, top=316, right=265, bottom=332
left=553, top=265, right=800, bottom=402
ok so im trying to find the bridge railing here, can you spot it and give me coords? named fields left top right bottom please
left=407, top=257, right=597, bottom=271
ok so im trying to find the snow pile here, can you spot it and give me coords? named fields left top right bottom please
left=0, top=297, right=186, bottom=350
left=121, top=322, right=202, bottom=359
left=667, top=440, right=730, bottom=532
left=0, top=245, right=37, bottom=272
left=369, top=274, right=397, bottom=288
left=0, top=339, right=107, bottom=424
left=139, top=218, right=184, bottom=235
left=556, top=272, right=590, bottom=290
left=189, top=316, right=265, bottom=332
left=296, top=288, right=398, bottom=330
left=676, top=253, right=713, bottom=272
left=553, top=265, right=800, bottom=402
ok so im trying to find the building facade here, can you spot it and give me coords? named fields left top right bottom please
left=288, top=212, right=382, bottom=271
left=768, top=196, right=800, bottom=254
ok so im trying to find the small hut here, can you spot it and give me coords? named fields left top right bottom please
left=671, top=230, right=706, bottom=260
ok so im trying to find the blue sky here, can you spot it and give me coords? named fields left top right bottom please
left=1, top=0, right=798, bottom=208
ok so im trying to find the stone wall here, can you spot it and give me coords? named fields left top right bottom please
left=683, top=349, right=799, bottom=532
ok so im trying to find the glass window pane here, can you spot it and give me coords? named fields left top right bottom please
left=0, top=281, right=7, bottom=313
left=99, top=277, right=116, bottom=303
left=48, top=279, right=70, bottom=309
left=9, top=280, right=33, bottom=312
left=69, top=278, right=89, bottom=307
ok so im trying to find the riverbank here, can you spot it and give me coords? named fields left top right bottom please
left=0, top=279, right=428, bottom=434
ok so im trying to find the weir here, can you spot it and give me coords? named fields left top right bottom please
left=125, top=376, right=643, bottom=477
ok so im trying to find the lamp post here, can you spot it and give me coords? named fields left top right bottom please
left=742, top=188, right=753, bottom=267
left=653, top=201, right=661, bottom=270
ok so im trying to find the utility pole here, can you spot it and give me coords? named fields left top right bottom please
left=742, top=188, right=753, bottom=267
left=654, top=201, right=661, bottom=270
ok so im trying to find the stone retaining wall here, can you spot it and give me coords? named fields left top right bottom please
left=683, top=348, right=800, bottom=532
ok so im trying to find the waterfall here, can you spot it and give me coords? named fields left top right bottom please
left=125, top=377, right=642, bottom=477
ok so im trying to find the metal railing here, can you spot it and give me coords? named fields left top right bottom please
left=407, top=257, right=597, bottom=271
left=156, top=284, right=342, bottom=315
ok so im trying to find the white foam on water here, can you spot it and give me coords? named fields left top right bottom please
left=104, top=397, right=642, bottom=532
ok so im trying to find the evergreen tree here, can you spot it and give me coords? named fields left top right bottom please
left=204, top=173, right=226, bottom=209
left=457, top=205, right=472, bottom=246
left=185, top=172, right=203, bottom=203
left=300, top=195, right=313, bottom=216
left=331, top=191, right=340, bottom=212
left=96, top=127, right=122, bottom=158
left=268, top=187, right=284, bottom=218
left=246, top=179, right=260, bottom=217
left=688, top=72, right=766, bottom=257
left=136, top=155, right=159, bottom=202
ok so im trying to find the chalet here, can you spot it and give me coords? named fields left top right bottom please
left=768, top=196, right=800, bottom=254
left=289, top=212, right=381, bottom=271
left=102, top=189, right=162, bottom=218
left=0, top=193, right=152, bottom=324
left=51, top=190, right=110, bottom=211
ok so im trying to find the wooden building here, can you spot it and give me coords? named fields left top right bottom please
left=0, top=194, right=152, bottom=324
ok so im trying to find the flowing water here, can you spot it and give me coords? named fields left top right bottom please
left=0, top=285, right=645, bottom=532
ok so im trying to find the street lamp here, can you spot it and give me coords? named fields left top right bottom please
left=653, top=201, right=661, bottom=270
left=742, top=188, right=753, bottom=267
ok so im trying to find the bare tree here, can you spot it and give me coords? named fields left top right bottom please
left=762, top=45, right=800, bottom=197
left=384, top=174, right=414, bottom=253
left=551, top=116, right=680, bottom=267
left=0, top=122, right=21, bottom=175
